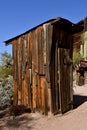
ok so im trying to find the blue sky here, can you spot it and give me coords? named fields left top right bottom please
left=0, top=0, right=87, bottom=55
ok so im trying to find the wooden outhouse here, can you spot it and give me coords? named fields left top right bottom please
left=73, top=17, right=87, bottom=86
left=5, top=17, right=77, bottom=115
left=73, top=17, right=87, bottom=58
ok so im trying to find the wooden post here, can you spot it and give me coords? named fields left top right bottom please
left=13, top=80, right=18, bottom=105
left=32, top=74, right=37, bottom=112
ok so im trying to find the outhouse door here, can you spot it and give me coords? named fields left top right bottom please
left=55, top=47, right=73, bottom=113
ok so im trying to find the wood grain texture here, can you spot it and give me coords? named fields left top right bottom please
left=12, top=20, right=73, bottom=115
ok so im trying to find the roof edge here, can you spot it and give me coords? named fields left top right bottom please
left=4, top=17, right=73, bottom=45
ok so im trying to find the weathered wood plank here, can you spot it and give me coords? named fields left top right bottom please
left=28, top=69, right=32, bottom=108
left=37, top=76, right=41, bottom=111
left=13, top=40, right=18, bottom=80
left=13, top=80, right=18, bottom=105
left=23, top=75, right=29, bottom=106
left=43, top=23, right=53, bottom=114
left=38, top=27, right=44, bottom=75
left=43, top=24, right=47, bottom=66
left=55, top=41, right=59, bottom=111
left=50, top=40, right=56, bottom=113
left=12, top=40, right=19, bottom=105
left=45, top=23, right=53, bottom=82
left=17, top=37, right=22, bottom=104
left=41, top=77, right=48, bottom=115
left=21, top=36, right=25, bottom=80
left=58, top=48, right=72, bottom=113
left=35, top=29, right=38, bottom=73
left=19, top=37, right=22, bottom=90
left=27, top=33, right=32, bottom=69
left=32, top=75, right=37, bottom=111
left=31, top=30, right=37, bottom=111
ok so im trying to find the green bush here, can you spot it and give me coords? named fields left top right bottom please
left=73, top=49, right=83, bottom=81
left=0, top=67, right=13, bottom=79
left=0, top=51, right=13, bottom=79
left=73, top=49, right=83, bottom=68
left=0, top=75, right=13, bottom=109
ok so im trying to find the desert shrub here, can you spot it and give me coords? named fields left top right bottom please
left=73, top=49, right=83, bottom=68
left=73, top=49, right=83, bottom=81
left=0, top=75, right=13, bottom=110
left=0, top=52, right=13, bottom=79
left=0, top=67, right=13, bottom=79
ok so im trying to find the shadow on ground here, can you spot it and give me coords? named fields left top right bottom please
left=0, top=110, right=7, bottom=119
left=6, top=115, right=33, bottom=129
left=0, top=110, right=35, bottom=130
left=73, top=95, right=87, bottom=108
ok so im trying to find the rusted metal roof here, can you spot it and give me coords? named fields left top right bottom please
left=4, top=17, right=73, bottom=45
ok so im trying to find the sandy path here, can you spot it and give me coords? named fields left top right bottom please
left=0, top=85, right=87, bottom=130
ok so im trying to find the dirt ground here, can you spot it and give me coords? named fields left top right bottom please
left=1, top=83, right=87, bottom=130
